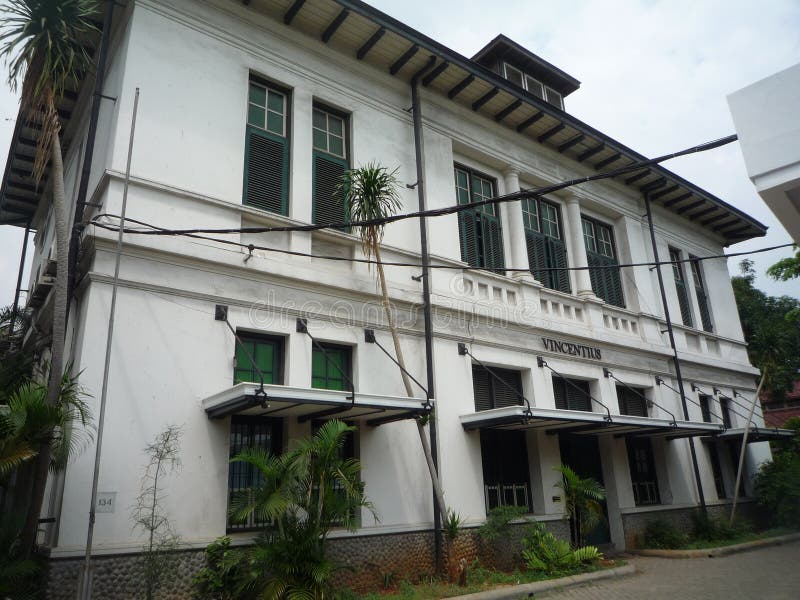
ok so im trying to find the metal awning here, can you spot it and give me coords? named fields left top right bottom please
left=460, top=405, right=724, bottom=440
left=202, top=382, right=431, bottom=426
left=708, top=427, right=795, bottom=444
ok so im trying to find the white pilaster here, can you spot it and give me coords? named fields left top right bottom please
left=563, top=192, right=596, bottom=299
left=503, top=168, right=534, bottom=283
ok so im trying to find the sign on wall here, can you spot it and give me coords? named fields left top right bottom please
left=541, top=337, right=602, bottom=360
left=96, top=492, right=117, bottom=514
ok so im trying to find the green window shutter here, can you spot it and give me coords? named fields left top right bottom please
left=311, top=345, right=351, bottom=391
left=587, top=251, right=624, bottom=308
left=492, top=368, right=523, bottom=408
left=312, top=151, right=348, bottom=229
left=675, top=280, right=693, bottom=327
left=617, top=386, right=647, bottom=417
left=481, top=214, right=506, bottom=273
left=696, top=288, right=713, bottom=332
left=243, top=127, right=289, bottom=215
left=472, top=366, right=493, bottom=411
left=548, top=238, right=571, bottom=294
left=234, top=336, right=281, bottom=385
left=458, top=209, right=480, bottom=267
left=565, top=380, right=591, bottom=411
left=525, top=230, right=548, bottom=284
left=553, top=378, right=567, bottom=410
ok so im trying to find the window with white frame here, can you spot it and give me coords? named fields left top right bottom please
left=502, top=63, right=563, bottom=109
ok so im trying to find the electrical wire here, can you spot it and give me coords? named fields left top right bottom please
left=88, top=213, right=794, bottom=273
left=87, top=135, right=741, bottom=237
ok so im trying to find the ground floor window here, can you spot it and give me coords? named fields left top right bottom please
left=480, top=430, right=531, bottom=513
left=553, top=377, right=591, bottom=412
left=707, top=444, right=726, bottom=499
left=472, top=365, right=524, bottom=411
left=626, top=437, right=660, bottom=505
left=227, top=416, right=283, bottom=531
left=312, top=343, right=352, bottom=391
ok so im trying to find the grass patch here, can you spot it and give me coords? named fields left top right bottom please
left=339, top=560, right=624, bottom=600
left=683, top=527, right=795, bottom=549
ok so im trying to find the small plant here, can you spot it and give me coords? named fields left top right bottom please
left=131, top=425, right=183, bottom=600
left=477, top=505, right=529, bottom=542
left=521, top=522, right=602, bottom=574
left=443, top=509, right=463, bottom=542
left=554, top=464, right=606, bottom=547
left=640, top=519, right=688, bottom=549
left=192, top=537, right=253, bottom=600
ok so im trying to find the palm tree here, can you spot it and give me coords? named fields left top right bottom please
left=0, top=0, right=100, bottom=556
left=228, top=420, right=374, bottom=598
left=338, top=163, right=448, bottom=519
left=554, top=464, right=606, bottom=547
left=1, top=373, right=93, bottom=484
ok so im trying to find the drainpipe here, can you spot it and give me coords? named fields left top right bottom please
left=410, top=60, right=442, bottom=569
left=66, top=0, right=116, bottom=324
left=644, top=196, right=706, bottom=512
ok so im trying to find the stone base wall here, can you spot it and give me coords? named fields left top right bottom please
left=45, top=520, right=571, bottom=597
left=621, top=501, right=766, bottom=548
left=46, top=549, right=206, bottom=600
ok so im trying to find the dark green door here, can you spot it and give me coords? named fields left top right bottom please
left=558, top=434, right=611, bottom=545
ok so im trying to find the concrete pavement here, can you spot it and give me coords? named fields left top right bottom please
left=539, top=541, right=800, bottom=600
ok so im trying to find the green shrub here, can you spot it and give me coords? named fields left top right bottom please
left=691, top=513, right=750, bottom=541
left=754, top=451, right=800, bottom=527
left=640, top=519, right=688, bottom=549
left=521, top=522, right=602, bottom=574
left=477, top=505, right=529, bottom=542
left=192, top=537, right=253, bottom=600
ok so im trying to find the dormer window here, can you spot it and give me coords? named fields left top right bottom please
left=503, top=62, right=563, bottom=109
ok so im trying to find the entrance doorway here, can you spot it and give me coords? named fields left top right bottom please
left=558, top=434, right=611, bottom=545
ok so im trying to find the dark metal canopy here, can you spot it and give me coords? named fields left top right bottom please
left=709, top=426, right=795, bottom=444
left=460, top=405, right=724, bottom=440
left=202, top=381, right=430, bottom=427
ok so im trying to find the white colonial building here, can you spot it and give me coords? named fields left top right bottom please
left=0, top=0, right=786, bottom=595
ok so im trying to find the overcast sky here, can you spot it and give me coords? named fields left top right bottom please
left=0, top=0, right=798, bottom=307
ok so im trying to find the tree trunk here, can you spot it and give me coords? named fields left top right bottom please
left=20, top=123, right=69, bottom=557
left=373, top=244, right=447, bottom=518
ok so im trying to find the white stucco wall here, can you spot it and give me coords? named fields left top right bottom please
left=41, top=0, right=768, bottom=556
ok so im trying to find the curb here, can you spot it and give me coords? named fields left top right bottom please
left=631, top=532, right=800, bottom=559
left=449, top=564, right=637, bottom=600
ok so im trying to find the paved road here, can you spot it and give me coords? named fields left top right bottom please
left=539, top=542, right=800, bottom=600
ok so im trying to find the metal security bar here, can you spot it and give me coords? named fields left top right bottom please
left=537, top=357, right=612, bottom=421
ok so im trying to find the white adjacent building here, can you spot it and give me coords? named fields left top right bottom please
left=0, top=0, right=783, bottom=595
left=728, top=62, right=800, bottom=243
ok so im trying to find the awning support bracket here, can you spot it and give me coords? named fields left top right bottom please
left=215, top=304, right=268, bottom=406
left=692, top=382, right=756, bottom=428
left=539, top=357, right=612, bottom=422
left=460, top=343, right=532, bottom=420
left=365, top=329, right=431, bottom=410
left=657, top=377, right=727, bottom=430
left=604, top=368, right=676, bottom=426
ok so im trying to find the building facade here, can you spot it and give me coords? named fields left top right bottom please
left=0, top=0, right=783, bottom=595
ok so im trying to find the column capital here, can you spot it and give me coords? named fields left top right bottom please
left=502, top=166, right=520, bottom=179
left=561, top=190, right=584, bottom=206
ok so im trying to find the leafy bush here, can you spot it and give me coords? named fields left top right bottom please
left=691, top=513, right=750, bottom=542
left=640, top=519, right=688, bottom=549
left=192, top=537, right=253, bottom=600
left=521, top=522, right=602, bottom=574
left=754, top=451, right=800, bottom=527
left=477, top=505, right=529, bottom=542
